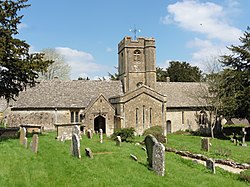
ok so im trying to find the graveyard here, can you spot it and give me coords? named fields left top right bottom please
left=0, top=131, right=249, bottom=187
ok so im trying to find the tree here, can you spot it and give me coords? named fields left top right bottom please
left=166, top=61, right=203, bottom=82
left=38, top=48, right=71, bottom=80
left=219, top=27, right=250, bottom=121
left=156, top=67, right=168, bottom=82
left=0, top=0, right=52, bottom=101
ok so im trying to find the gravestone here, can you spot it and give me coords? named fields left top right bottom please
left=99, top=129, right=103, bottom=143
left=72, top=125, right=81, bottom=139
left=85, top=148, right=93, bottom=159
left=116, top=136, right=121, bottom=146
left=206, top=159, right=216, bottom=174
left=19, top=127, right=26, bottom=145
left=242, top=128, right=247, bottom=147
left=201, top=137, right=210, bottom=152
left=23, top=137, right=28, bottom=149
left=152, top=142, right=165, bottom=176
left=144, top=134, right=158, bottom=167
left=31, top=134, right=39, bottom=154
left=72, top=133, right=81, bottom=159
left=87, top=129, right=93, bottom=139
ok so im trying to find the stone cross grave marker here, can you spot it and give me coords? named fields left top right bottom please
left=144, top=134, right=158, bottom=167
left=201, top=137, right=210, bottom=152
left=116, top=136, right=121, bottom=146
left=152, top=142, right=165, bottom=176
left=19, top=127, right=26, bottom=145
left=206, top=159, right=216, bottom=174
left=87, top=129, right=93, bottom=139
left=72, top=125, right=81, bottom=140
left=99, top=129, right=103, bottom=143
left=72, top=133, right=81, bottom=159
left=31, top=134, right=39, bottom=154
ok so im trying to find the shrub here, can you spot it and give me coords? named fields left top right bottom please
left=240, top=169, right=250, bottom=182
left=111, top=127, right=135, bottom=142
left=143, top=126, right=166, bottom=143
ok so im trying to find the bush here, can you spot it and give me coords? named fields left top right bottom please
left=240, top=169, right=250, bottom=182
left=111, top=127, right=135, bottom=142
left=143, top=126, right=166, bottom=143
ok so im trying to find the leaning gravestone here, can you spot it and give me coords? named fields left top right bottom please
left=87, top=129, right=93, bottom=139
left=116, top=136, right=121, bottom=146
left=31, top=134, right=39, bottom=154
left=19, top=127, right=26, bottom=145
left=85, top=148, right=93, bottom=159
left=201, top=137, right=210, bottom=152
left=206, top=159, right=216, bottom=174
left=72, top=133, right=81, bottom=159
left=152, top=142, right=165, bottom=176
left=72, top=125, right=81, bottom=140
left=242, top=128, right=247, bottom=147
left=144, top=134, right=158, bottom=167
left=99, top=129, right=103, bottom=143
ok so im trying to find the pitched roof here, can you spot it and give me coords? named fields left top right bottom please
left=155, top=82, right=208, bottom=107
left=12, top=80, right=123, bottom=109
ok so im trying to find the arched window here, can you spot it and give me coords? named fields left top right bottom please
left=134, top=50, right=141, bottom=61
left=199, top=110, right=207, bottom=125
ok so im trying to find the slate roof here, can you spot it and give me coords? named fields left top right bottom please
left=0, top=98, right=7, bottom=112
left=12, top=80, right=123, bottom=109
left=11, top=80, right=208, bottom=109
left=156, top=82, right=208, bottom=108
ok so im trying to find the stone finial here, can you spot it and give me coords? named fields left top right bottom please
left=152, top=142, right=165, bottom=176
left=72, top=133, right=81, bottom=159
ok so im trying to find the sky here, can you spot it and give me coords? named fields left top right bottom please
left=17, top=0, right=250, bottom=80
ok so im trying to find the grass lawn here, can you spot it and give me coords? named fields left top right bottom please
left=0, top=132, right=249, bottom=187
left=167, top=133, right=250, bottom=163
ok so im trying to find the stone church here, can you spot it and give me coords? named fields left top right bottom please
left=1, top=36, right=208, bottom=136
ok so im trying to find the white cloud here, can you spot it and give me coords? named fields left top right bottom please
left=55, top=47, right=106, bottom=80
left=162, top=0, right=243, bottom=71
left=18, top=23, right=28, bottom=30
left=164, top=0, right=242, bottom=42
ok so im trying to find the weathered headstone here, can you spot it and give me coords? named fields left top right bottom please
left=23, top=137, right=28, bottom=149
left=72, top=125, right=81, bottom=139
left=19, top=127, right=26, bottom=145
left=72, top=133, right=81, bottom=158
left=206, top=159, right=216, bottom=174
left=87, top=129, right=93, bottom=139
left=99, top=129, right=103, bottom=143
left=201, top=137, right=210, bottom=152
left=116, top=136, right=121, bottom=146
left=242, top=128, right=247, bottom=147
left=85, top=148, right=93, bottom=159
left=60, top=132, right=67, bottom=142
left=144, top=134, right=158, bottom=167
left=31, top=134, right=39, bottom=154
left=152, top=142, right=165, bottom=176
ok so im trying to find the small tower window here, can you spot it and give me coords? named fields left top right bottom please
left=134, top=50, right=141, bottom=61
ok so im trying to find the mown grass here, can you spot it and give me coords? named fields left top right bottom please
left=0, top=132, right=249, bottom=187
left=167, top=133, right=250, bottom=163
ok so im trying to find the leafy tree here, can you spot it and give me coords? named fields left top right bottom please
left=166, top=61, right=203, bottom=82
left=219, top=27, right=250, bottom=121
left=156, top=67, right=168, bottom=82
left=38, top=48, right=71, bottom=80
left=0, top=0, right=52, bottom=101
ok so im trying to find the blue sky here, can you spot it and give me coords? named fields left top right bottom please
left=18, top=0, right=250, bottom=80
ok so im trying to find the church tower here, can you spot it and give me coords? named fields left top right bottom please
left=118, top=36, right=156, bottom=93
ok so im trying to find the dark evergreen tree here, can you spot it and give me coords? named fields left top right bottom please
left=0, top=0, right=52, bottom=101
left=219, top=27, right=250, bottom=121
